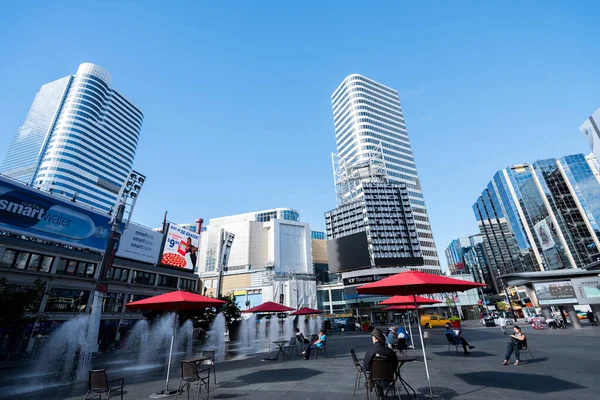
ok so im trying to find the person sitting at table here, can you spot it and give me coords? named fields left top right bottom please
left=363, top=328, right=398, bottom=371
left=445, top=323, right=475, bottom=355
left=295, top=327, right=309, bottom=344
left=302, top=329, right=327, bottom=360
left=386, top=326, right=397, bottom=349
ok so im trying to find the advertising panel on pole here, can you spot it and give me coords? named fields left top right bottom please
left=0, top=175, right=110, bottom=251
left=533, top=281, right=578, bottom=305
left=571, top=277, right=600, bottom=305
left=116, top=223, right=163, bottom=264
left=160, top=223, right=199, bottom=271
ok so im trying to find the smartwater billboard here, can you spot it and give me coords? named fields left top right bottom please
left=116, top=223, right=163, bottom=264
left=0, top=175, right=110, bottom=251
left=160, top=223, right=199, bottom=271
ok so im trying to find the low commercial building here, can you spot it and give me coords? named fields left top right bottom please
left=197, top=208, right=317, bottom=310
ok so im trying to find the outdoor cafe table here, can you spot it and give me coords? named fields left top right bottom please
left=272, top=340, right=289, bottom=360
left=182, top=355, right=211, bottom=371
left=396, top=355, right=417, bottom=399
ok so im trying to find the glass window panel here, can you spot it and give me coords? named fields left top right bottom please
left=15, top=253, right=30, bottom=269
left=40, top=256, right=54, bottom=273
left=66, top=260, right=77, bottom=274
left=0, top=250, right=16, bottom=268
left=28, top=254, right=42, bottom=271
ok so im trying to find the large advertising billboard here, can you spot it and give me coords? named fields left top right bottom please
left=533, top=281, right=578, bottom=305
left=571, top=277, right=600, bottom=305
left=160, top=223, right=199, bottom=271
left=0, top=175, right=110, bottom=251
left=116, top=223, right=163, bottom=264
left=327, top=231, right=372, bottom=273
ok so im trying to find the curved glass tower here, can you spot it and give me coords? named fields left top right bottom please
left=331, top=74, right=441, bottom=269
left=0, top=63, right=143, bottom=212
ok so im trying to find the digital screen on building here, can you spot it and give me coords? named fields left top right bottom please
left=533, top=281, right=578, bottom=305
left=374, top=256, right=424, bottom=267
left=571, top=277, right=600, bottom=305
left=327, top=231, right=371, bottom=273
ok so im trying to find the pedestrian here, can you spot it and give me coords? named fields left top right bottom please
left=503, top=325, right=526, bottom=366
left=587, top=311, right=597, bottom=326
left=498, top=315, right=508, bottom=335
left=302, top=329, right=326, bottom=360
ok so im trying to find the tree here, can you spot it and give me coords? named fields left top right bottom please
left=178, top=292, right=241, bottom=331
left=496, top=301, right=508, bottom=311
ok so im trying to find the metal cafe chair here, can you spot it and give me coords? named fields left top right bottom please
left=84, top=369, right=124, bottom=400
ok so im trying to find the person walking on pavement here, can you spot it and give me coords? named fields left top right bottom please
left=498, top=315, right=508, bottom=335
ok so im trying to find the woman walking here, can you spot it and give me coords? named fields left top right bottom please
left=503, top=325, right=526, bottom=365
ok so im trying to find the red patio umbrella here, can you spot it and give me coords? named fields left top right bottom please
left=381, top=305, right=418, bottom=311
left=357, top=271, right=486, bottom=400
left=242, top=301, right=295, bottom=360
left=242, top=301, right=295, bottom=313
left=289, top=307, right=322, bottom=316
left=125, top=291, right=225, bottom=396
left=379, top=295, right=442, bottom=306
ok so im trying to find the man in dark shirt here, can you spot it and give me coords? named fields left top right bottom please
left=363, top=328, right=398, bottom=372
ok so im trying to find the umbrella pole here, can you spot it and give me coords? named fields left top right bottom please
left=414, top=294, right=433, bottom=400
left=165, top=309, right=177, bottom=393
left=407, top=310, right=415, bottom=356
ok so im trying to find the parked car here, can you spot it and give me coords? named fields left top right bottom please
left=420, top=314, right=451, bottom=328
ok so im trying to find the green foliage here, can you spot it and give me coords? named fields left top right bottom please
left=449, top=316, right=461, bottom=322
left=178, top=292, right=241, bottom=331
left=358, top=300, right=368, bottom=308
left=0, top=277, right=46, bottom=330
left=445, top=297, right=456, bottom=307
left=496, top=301, right=508, bottom=311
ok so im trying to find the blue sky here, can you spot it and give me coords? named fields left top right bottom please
left=1, top=1, right=599, bottom=272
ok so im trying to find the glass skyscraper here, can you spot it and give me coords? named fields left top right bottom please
left=0, top=63, right=143, bottom=212
left=473, top=153, right=600, bottom=276
left=331, top=74, right=440, bottom=269
left=445, top=235, right=496, bottom=293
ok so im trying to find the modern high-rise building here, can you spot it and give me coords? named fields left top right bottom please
left=473, top=153, right=600, bottom=278
left=331, top=74, right=440, bottom=269
left=0, top=63, right=144, bottom=212
left=445, top=235, right=497, bottom=293
left=580, top=108, right=600, bottom=162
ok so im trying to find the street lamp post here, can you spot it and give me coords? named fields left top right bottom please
left=88, top=171, right=145, bottom=352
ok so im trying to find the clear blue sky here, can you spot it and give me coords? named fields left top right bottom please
left=1, top=1, right=599, bottom=272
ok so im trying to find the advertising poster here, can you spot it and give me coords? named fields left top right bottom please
left=0, top=175, right=110, bottom=251
left=533, top=281, right=578, bottom=305
left=160, top=223, right=199, bottom=271
left=534, top=219, right=556, bottom=251
left=116, top=223, right=163, bottom=264
left=571, top=277, right=600, bottom=305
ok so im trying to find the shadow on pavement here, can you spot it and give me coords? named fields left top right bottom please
left=431, top=351, right=496, bottom=358
left=454, top=371, right=585, bottom=393
left=219, top=367, right=321, bottom=388
left=415, top=386, right=460, bottom=399
left=213, top=394, right=247, bottom=399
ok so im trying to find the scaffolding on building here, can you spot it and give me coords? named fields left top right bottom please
left=332, top=146, right=387, bottom=206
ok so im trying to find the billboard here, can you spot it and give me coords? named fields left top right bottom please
left=533, top=219, right=555, bottom=251
left=533, top=281, right=578, bottom=305
left=327, top=231, right=372, bottom=273
left=160, top=223, right=199, bottom=271
left=0, top=175, right=110, bottom=251
left=116, top=223, right=163, bottom=264
left=571, top=277, right=600, bottom=305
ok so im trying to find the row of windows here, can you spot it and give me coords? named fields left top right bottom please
left=56, top=258, right=97, bottom=277
left=38, top=173, right=116, bottom=202
left=354, top=117, right=407, bottom=137
left=349, top=91, right=402, bottom=114
left=347, top=86, right=400, bottom=111
left=1, top=249, right=54, bottom=272
left=43, top=143, right=128, bottom=177
left=41, top=166, right=121, bottom=194
left=422, top=250, right=438, bottom=257
left=382, top=154, right=417, bottom=170
left=39, top=155, right=124, bottom=186
left=360, top=138, right=414, bottom=157
left=388, top=171, right=418, bottom=183
left=419, top=232, right=434, bottom=239
left=35, top=181, right=113, bottom=210
left=48, top=135, right=130, bottom=173
left=386, top=163, right=417, bottom=176
left=423, top=259, right=439, bottom=266
left=349, top=98, right=404, bottom=121
left=352, top=105, right=404, bottom=124
left=414, top=215, right=429, bottom=222
left=419, top=240, right=436, bottom=249
left=64, top=118, right=137, bottom=157
left=111, top=88, right=144, bottom=122
left=347, top=76, right=397, bottom=97
left=408, top=191, right=424, bottom=199
left=416, top=223, right=431, bottom=230
left=410, top=199, right=426, bottom=206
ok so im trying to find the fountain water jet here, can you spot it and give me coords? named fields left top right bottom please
left=203, top=312, right=226, bottom=361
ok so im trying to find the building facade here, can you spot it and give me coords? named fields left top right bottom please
left=580, top=108, right=600, bottom=162
left=473, top=153, right=600, bottom=279
left=445, top=235, right=497, bottom=293
left=331, top=74, right=440, bottom=268
left=0, top=63, right=143, bottom=213
left=197, top=208, right=317, bottom=310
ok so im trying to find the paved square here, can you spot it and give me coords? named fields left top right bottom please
left=3, top=321, right=598, bottom=399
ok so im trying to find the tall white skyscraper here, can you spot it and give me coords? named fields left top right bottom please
left=0, top=63, right=143, bottom=212
left=331, top=74, right=441, bottom=269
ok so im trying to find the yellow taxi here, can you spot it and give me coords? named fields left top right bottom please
left=420, top=314, right=451, bottom=328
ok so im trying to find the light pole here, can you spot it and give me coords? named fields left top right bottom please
left=88, top=171, right=145, bottom=352
left=215, top=229, right=234, bottom=298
